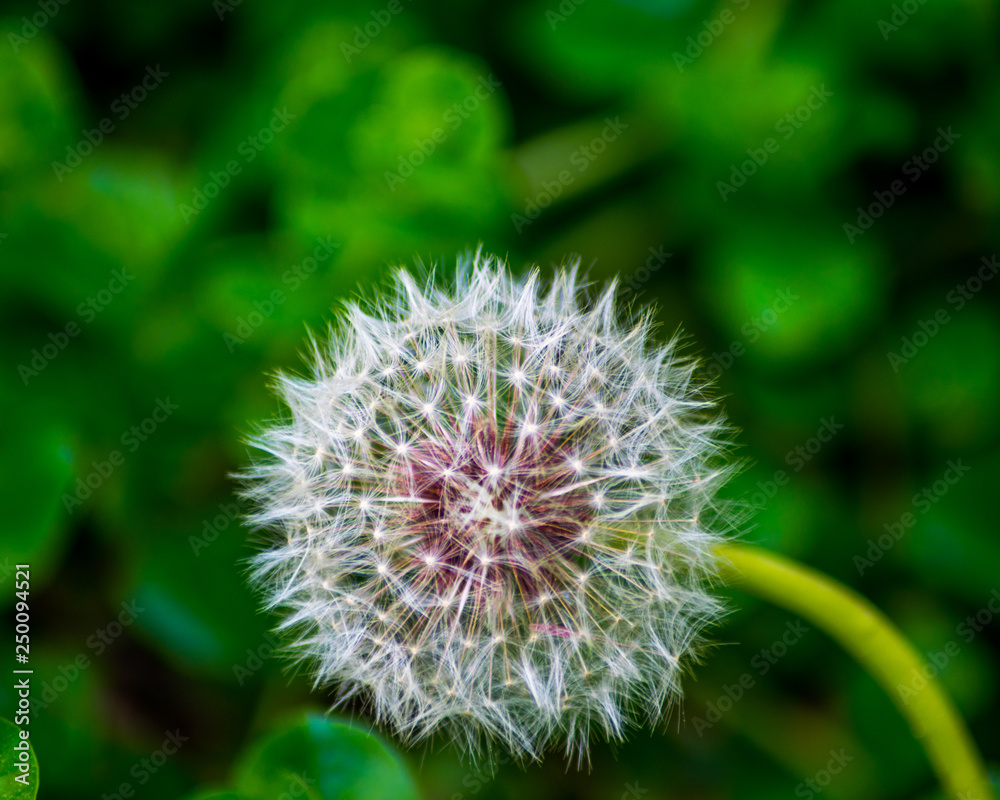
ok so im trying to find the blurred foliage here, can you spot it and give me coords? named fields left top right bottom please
left=0, top=0, right=998, bottom=798
left=231, top=713, right=419, bottom=800
left=0, top=718, right=37, bottom=800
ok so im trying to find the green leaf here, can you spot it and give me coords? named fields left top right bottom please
left=0, top=26, right=78, bottom=177
left=272, top=34, right=511, bottom=262
left=236, top=713, right=418, bottom=800
left=0, top=384, right=74, bottom=590
left=895, top=307, right=1000, bottom=446
left=511, top=0, right=687, bottom=99
left=0, top=718, right=38, bottom=800
left=125, top=523, right=267, bottom=677
left=698, top=212, right=887, bottom=364
left=43, top=154, right=187, bottom=279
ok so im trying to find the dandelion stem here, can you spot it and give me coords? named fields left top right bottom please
left=716, top=542, right=995, bottom=800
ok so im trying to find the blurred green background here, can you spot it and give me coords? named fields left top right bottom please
left=2, top=0, right=999, bottom=797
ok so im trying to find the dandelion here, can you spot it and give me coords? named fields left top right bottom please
left=241, top=250, right=736, bottom=762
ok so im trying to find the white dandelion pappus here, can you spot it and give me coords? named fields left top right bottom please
left=242, top=251, right=735, bottom=762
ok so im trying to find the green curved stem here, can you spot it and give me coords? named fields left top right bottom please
left=715, top=542, right=995, bottom=800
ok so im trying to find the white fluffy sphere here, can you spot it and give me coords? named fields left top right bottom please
left=242, top=251, right=735, bottom=761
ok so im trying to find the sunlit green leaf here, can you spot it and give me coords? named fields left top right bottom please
left=236, top=713, right=418, bottom=800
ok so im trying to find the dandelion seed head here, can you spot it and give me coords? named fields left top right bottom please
left=242, top=251, right=735, bottom=763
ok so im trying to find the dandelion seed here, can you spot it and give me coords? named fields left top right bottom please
left=242, top=250, right=735, bottom=763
